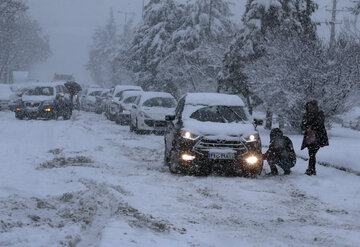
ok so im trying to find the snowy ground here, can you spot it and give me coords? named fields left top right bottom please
left=0, top=111, right=359, bottom=247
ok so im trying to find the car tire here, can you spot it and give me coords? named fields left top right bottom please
left=15, top=115, right=23, bottom=120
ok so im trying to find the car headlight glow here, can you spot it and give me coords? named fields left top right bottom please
left=181, top=153, right=196, bottom=161
left=45, top=108, right=52, bottom=112
left=245, top=155, right=258, bottom=165
left=181, top=130, right=200, bottom=140
left=244, top=133, right=258, bottom=142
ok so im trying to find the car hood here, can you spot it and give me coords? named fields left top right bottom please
left=142, top=107, right=175, bottom=120
left=22, top=95, right=55, bottom=102
left=183, top=119, right=257, bottom=139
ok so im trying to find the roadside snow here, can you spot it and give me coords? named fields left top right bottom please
left=0, top=111, right=359, bottom=247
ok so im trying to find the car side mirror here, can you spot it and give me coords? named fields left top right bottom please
left=165, top=115, right=176, bottom=121
left=253, top=118, right=264, bottom=126
left=132, top=104, right=137, bottom=109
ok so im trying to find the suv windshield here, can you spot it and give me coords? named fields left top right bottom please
left=190, top=106, right=248, bottom=123
left=25, top=87, right=54, bottom=96
left=143, top=97, right=176, bottom=108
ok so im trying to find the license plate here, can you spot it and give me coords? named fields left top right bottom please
left=208, top=152, right=235, bottom=160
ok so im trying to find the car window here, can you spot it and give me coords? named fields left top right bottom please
left=123, top=96, right=137, bottom=104
left=190, top=106, right=248, bottom=123
left=25, top=87, right=54, bottom=96
left=142, top=97, right=176, bottom=108
left=134, top=96, right=141, bottom=105
left=61, top=86, right=69, bottom=94
left=56, top=85, right=62, bottom=93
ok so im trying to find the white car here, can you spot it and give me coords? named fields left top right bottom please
left=0, top=84, right=15, bottom=110
left=115, top=90, right=143, bottom=125
left=130, top=92, right=177, bottom=134
left=105, top=85, right=143, bottom=121
left=81, top=87, right=105, bottom=112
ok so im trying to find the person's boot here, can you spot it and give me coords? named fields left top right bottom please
left=267, top=165, right=278, bottom=176
left=284, top=170, right=291, bottom=175
left=305, top=168, right=312, bottom=176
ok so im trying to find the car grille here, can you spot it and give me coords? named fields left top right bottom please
left=144, top=120, right=167, bottom=128
left=194, top=138, right=248, bottom=154
left=25, top=102, right=41, bottom=107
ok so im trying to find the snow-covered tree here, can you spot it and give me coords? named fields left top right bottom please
left=125, top=0, right=235, bottom=97
left=0, top=0, right=50, bottom=83
left=220, top=0, right=318, bottom=124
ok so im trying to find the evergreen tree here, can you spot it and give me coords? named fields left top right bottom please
left=125, top=0, right=235, bottom=97
left=0, top=0, right=50, bottom=83
left=220, top=0, right=317, bottom=120
left=87, top=9, right=119, bottom=87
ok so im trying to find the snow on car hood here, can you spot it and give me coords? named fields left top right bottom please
left=22, top=95, right=55, bottom=102
left=183, top=119, right=257, bottom=138
left=142, top=107, right=175, bottom=120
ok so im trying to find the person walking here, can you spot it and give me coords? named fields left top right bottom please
left=263, top=128, right=296, bottom=175
left=301, top=100, right=329, bottom=176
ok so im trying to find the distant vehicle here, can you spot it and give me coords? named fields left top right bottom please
left=81, top=87, right=105, bottom=112
left=8, top=84, right=36, bottom=111
left=15, top=82, right=73, bottom=120
left=115, top=90, right=143, bottom=125
left=0, top=84, right=14, bottom=111
left=164, top=93, right=264, bottom=176
left=95, top=89, right=111, bottom=114
left=130, top=92, right=177, bottom=134
left=105, top=85, right=143, bottom=121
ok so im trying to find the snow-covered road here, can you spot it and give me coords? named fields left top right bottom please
left=0, top=111, right=359, bottom=247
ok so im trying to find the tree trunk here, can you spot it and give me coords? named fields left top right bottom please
left=278, top=115, right=285, bottom=129
left=265, top=111, right=273, bottom=130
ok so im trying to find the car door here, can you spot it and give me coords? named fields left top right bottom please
left=130, top=95, right=141, bottom=125
left=165, top=97, right=185, bottom=152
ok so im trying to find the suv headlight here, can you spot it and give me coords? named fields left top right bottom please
left=243, top=133, right=258, bottom=142
left=181, top=130, right=200, bottom=140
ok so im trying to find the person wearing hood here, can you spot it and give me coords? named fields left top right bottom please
left=263, top=128, right=296, bottom=175
left=301, top=100, right=329, bottom=176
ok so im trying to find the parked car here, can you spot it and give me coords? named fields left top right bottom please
left=14, top=82, right=73, bottom=120
left=95, top=89, right=110, bottom=114
left=130, top=92, right=177, bottom=134
left=105, top=85, right=143, bottom=121
left=0, top=84, right=14, bottom=110
left=81, top=87, right=104, bottom=112
left=8, top=84, right=36, bottom=111
left=115, top=91, right=143, bottom=125
left=164, top=93, right=263, bottom=176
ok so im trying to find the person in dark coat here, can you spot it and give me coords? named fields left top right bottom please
left=301, top=100, right=329, bottom=176
left=263, top=128, right=296, bottom=175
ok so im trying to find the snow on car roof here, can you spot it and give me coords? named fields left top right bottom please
left=185, top=93, right=245, bottom=106
left=114, top=85, right=143, bottom=94
left=139, top=91, right=175, bottom=103
left=121, top=90, right=143, bottom=98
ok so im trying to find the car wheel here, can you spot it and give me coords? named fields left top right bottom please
left=15, top=115, right=23, bottom=120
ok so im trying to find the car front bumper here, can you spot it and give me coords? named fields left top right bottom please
left=174, top=138, right=263, bottom=175
left=15, top=106, right=56, bottom=119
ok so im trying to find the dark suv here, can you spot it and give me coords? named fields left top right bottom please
left=14, top=83, right=73, bottom=120
left=164, top=93, right=263, bottom=176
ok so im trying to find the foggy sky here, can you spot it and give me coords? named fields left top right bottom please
left=26, top=0, right=357, bottom=85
